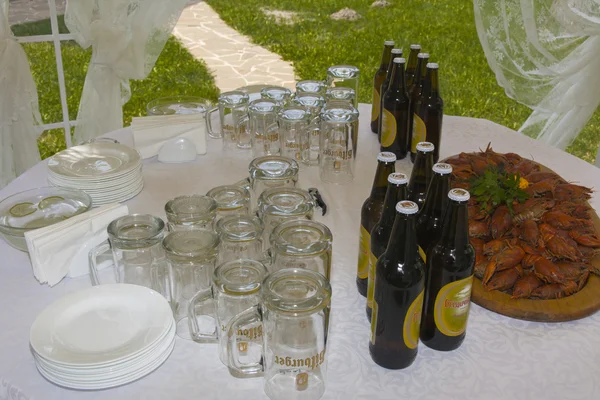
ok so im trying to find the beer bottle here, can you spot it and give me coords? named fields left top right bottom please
left=404, top=44, right=422, bottom=88
left=420, top=189, right=475, bottom=351
left=371, top=40, right=396, bottom=134
left=416, top=163, right=452, bottom=256
left=366, top=172, right=409, bottom=320
left=380, top=58, right=410, bottom=160
left=407, top=142, right=434, bottom=209
left=370, top=200, right=425, bottom=369
left=357, top=152, right=397, bottom=296
left=378, top=48, right=403, bottom=143
left=411, top=63, right=444, bottom=163
left=407, top=53, right=430, bottom=161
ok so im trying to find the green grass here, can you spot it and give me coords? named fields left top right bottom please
left=206, top=0, right=599, bottom=163
left=11, top=16, right=220, bottom=159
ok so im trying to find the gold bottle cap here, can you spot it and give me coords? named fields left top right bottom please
left=416, top=142, right=435, bottom=153
left=388, top=172, right=408, bottom=185
left=396, top=200, right=419, bottom=215
left=448, top=188, right=470, bottom=202
left=377, top=152, right=397, bottom=163
left=433, top=163, right=453, bottom=175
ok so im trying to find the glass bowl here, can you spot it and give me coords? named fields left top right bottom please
left=0, top=187, right=93, bottom=251
left=146, top=96, right=213, bottom=116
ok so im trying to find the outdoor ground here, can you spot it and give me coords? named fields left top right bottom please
left=206, top=0, right=600, bottom=163
left=9, top=0, right=600, bottom=163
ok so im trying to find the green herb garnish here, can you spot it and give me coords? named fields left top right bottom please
left=470, top=167, right=529, bottom=214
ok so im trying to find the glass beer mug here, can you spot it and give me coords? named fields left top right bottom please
left=206, top=185, right=251, bottom=221
left=270, top=220, right=333, bottom=280
left=325, top=65, right=360, bottom=107
left=278, top=106, right=310, bottom=162
left=206, top=90, right=250, bottom=145
left=216, top=215, right=264, bottom=264
left=164, top=195, right=217, bottom=231
left=319, top=104, right=359, bottom=184
left=191, top=259, right=268, bottom=374
left=227, top=268, right=332, bottom=400
left=249, top=99, right=281, bottom=157
left=88, top=214, right=169, bottom=298
left=248, top=156, right=299, bottom=211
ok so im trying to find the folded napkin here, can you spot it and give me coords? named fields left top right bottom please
left=131, top=114, right=208, bottom=159
left=24, top=203, right=129, bottom=287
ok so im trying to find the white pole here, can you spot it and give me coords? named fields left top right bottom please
left=47, top=0, right=72, bottom=147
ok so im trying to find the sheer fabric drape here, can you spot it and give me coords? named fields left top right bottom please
left=0, top=0, right=42, bottom=188
left=474, top=0, right=600, bottom=150
left=65, top=0, right=188, bottom=144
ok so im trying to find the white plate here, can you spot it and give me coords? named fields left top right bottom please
left=48, top=167, right=143, bottom=188
left=91, top=181, right=144, bottom=205
left=32, top=319, right=175, bottom=373
left=30, top=284, right=172, bottom=365
left=47, top=143, right=141, bottom=180
left=35, top=338, right=174, bottom=390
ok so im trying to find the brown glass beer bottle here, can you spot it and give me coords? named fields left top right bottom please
left=380, top=58, right=410, bottom=160
left=371, top=40, right=395, bottom=134
left=407, top=142, right=434, bottom=209
left=411, top=63, right=444, bottom=162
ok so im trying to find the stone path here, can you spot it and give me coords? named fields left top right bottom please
left=8, top=0, right=297, bottom=93
left=173, top=1, right=297, bottom=92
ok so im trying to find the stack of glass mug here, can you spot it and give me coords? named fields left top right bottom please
left=87, top=155, right=334, bottom=400
left=205, top=65, right=361, bottom=185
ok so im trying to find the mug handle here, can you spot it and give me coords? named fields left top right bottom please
left=188, top=288, right=218, bottom=342
left=227, top=305, right=264, bottom=377
left=88, top=240, right=111, bottom=285
left=206, top=106, right=220, bottom=138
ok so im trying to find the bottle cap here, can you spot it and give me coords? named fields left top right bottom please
left=388, top=172, right=408, bottom=185
left=416, top=142, right=434, bottom=153
left=426, top=62, right=439, bottom=69
left=396, top=200, right=419, bottom=215
left=391, top=48, right=403, bottom=55
left=393, top=57, right=406, bottom=64
left=410, top=44, right=422, bottom=50
left=418, top=53, right=430, bottom=59
left=448, top=188, right=470, bottom=202
left=433, top=163, right=453, bottom=175
left=384, top=40, right=395, bottom=46
left=377, top=152, right=397, bottom=163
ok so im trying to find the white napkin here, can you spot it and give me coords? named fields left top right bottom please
left=131, top=114, right=208, bottom=159
left=24, top=203, right=129, bottom=287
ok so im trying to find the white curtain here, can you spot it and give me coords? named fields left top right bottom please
left=65, top=0, right=188, bottom=144
left=0, top=0, right=42, bottom=188
left=473, top=0, right=600, bottom=150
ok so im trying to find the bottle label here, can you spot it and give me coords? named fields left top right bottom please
left=357, top=225, right=371, bottom=279
left=418, top=245, right=426, bottom=263
left=433, top=275, right=474, bottom=337
left=371, top=88, right=380, bottom=122
left=381, top=109, right=397, bottom=147
left=411, top=114, right=426, bottom=153
left=370, top=300, right=378, bottom=344
left=366, top=251, right=378, bottom=309
left=403, top=290, right=424, bottom=349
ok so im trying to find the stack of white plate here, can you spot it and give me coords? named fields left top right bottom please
left=30, top=284, right=175, bottom=390
left=47, top=143, right=143, bottom=206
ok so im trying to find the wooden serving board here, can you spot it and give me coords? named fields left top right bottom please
left=447, top=154, right=600, bottom=322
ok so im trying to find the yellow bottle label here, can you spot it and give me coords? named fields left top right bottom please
left=371, top=88, right=380, bottom=122
left=433, top=275, right=474, bottom=337
left=366, top=251, right=378, bottom=309
left=370, top=300, right=378, bottom=344
left=380, top=109, right=397, bottom=147
left=411, top=114, right=426, bottom=153
left=418, top=245, right=426, bottom=263
left=403, top=290, right=424, bottom=349
left=357, top=225, right=371, bottom=279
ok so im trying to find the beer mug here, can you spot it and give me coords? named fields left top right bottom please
left=206, top=90, right=250, bottom=145
left=261, top=86, right=293, bottom=105
left=248, top=156, right=299, bottom=211
left=165, top=195, right=217, bottom=231
left=216, top=215, right=264, bottom=264
left=206, top=185, right=251, bottom=221
left=278, top=106, right=310, bottom=162
left=270, top=220, right=332, bottom=279
left=163, top=230, right=220, bottom=340
left=88, top=214, right=169, bottom=298
left=319, top=104, right=359, bottom=185
left=296, top=80, right=327, bottom=96
left=325, top=87, right=356, bottom=105
left=257, top=187, right=315, bottom=250
left=188, top=259, right=268, bottom=374
left=249, top=99, right=282, bottom=157
left=227, top=268, right=331, bottom=400
left=326, top=65, right=360, bottom=107
left=291, top=94, right=325, bottom=166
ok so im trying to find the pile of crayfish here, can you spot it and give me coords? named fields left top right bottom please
left=446, top=146, right=600, bottom=300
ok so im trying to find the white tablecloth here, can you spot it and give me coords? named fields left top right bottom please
left=1, top=104, right=599, bottom=400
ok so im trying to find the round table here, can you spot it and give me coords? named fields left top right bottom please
left=1, top=104, right=599, bottom=400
